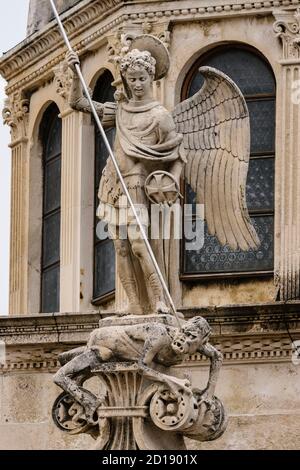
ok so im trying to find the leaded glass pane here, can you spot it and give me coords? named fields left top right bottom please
left=41, top=106, right=61, bottom=313
left=246, top=158, right=275, bottom=211
left=93, top=71, right=116, bottom=103
left=248, top=100, right=275, bottom=154
left=93, top=71, right=116, bottom=299
left=94, top=240, right=115, bottom=298
left=45, top=117, right=62, bottom=160
left=44, top=158, right=61, bottom=213
left=186, top=156, right=275, bottom=214
left=95, top=127, right=116, bottom=185
left=43, top=212, right=61, bottom=268
left=189, top=47, right=275, bottom=97
left=42, top=265, right=60, bottom=313
left=184, top=216, right=274, bottom=273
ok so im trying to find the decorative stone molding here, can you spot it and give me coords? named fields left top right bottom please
left=53, top=60, right=73, bottom=101
left=0, top=304, right=299, bottom=371
left=273, top=8, right=300, bottom=59
left=0, top=0, right=298, bottom=95
left=2, top=90, right=29, bottom=142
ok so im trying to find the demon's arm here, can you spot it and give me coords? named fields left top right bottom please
left=197, top=342, right=223, bottom=403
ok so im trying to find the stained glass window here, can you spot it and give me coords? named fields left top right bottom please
left=93, top=71, right=116, bottom=301
left=182, top=46, right=275, bottom=277
left=41, top=104, right=61, bottom=312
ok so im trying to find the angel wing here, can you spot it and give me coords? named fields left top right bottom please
left=172, top=66, right=260, bottom=251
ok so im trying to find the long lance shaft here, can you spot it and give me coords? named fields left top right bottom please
left=50, top=0, right=181, bottom=328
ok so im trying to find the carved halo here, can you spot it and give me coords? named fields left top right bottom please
left=129, top=34, right=170, bottom=80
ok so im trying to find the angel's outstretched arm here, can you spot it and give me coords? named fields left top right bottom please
left=66, top=51, right=105, bottom=117
left=69, top=70, right=105, bottom=116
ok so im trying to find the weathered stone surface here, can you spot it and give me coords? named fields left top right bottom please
left=27, top=0, right=81, bottom=35
left=186, top=413, right=300, bottom=450
left=52, top=314, right=225, bottom=449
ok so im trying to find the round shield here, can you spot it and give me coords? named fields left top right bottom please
left=145, top=171, right=182, bottom=205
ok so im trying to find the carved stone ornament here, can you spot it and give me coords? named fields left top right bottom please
left=2, top=90, right=29, bottom=141
left=273, top=8, right=300, bottom=59
left=53, top=60, right=73, bottom=100
left=52, top=315, right=227, bottom=450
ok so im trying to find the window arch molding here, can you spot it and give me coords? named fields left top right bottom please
left=88, top=64, right=116, bottom=93
left=179, top=43, right=276, bottom=280
left=173, top=41, right=277, bottom=108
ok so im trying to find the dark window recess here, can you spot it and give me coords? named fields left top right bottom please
left=182, top=46, right=275, bottom=277
left=40, top=104, right=62, bottom=312
left=93, top=71, right=116, bottom=301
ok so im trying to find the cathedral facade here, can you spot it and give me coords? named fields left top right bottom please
left=0, top=0, right=299, bottom=449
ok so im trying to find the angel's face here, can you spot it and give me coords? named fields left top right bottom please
left=125, top=66, right=153, bottom=101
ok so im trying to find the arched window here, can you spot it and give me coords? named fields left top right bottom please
left=181, top=46, right=275, bottom=278
left=93, top=71, right=116, bottom=302
left=40, top=104, right=62, bottom=312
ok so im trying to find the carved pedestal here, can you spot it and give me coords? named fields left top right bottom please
left=52, top=364, right=227, bottom=450
left=52, top=314, right=227, bottom=449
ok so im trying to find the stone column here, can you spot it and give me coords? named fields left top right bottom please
left=273, top=8, right=300, bottom=300
left=2, top=91, right=29, bottom=314
left=55, top=62, right=94, bottom=313
left=60, top=109, right=81, bottom=312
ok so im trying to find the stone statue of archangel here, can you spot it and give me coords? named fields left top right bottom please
left=51, top=34, right=258, bottom=448
left=66, top=35, right=260, bottom=317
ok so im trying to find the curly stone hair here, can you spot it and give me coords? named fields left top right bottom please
left=183, top=316, right=212, bottom=340
left=120, top=49, right=156, bottom=78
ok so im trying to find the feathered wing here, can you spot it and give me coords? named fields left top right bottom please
left=172, top=66, right=260, bottom=251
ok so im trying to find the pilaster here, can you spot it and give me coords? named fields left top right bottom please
left=2, top=91, right=29, bottom=314
left=273, top=8, right=300, bottom=300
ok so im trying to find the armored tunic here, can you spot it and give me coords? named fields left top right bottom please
left=97, top=100, right=186, bottom=226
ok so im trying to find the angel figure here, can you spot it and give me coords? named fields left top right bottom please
left=66, top=35, right=260, bottom=316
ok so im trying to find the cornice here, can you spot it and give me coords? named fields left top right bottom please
left=0, top=0, right=299, bottom=95
left=0, top=303, right=299, bottom=371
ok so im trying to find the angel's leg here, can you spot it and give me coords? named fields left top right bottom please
left=128, top=224, right=169, bottom=314
left=110, top=224, right=143, bottom=315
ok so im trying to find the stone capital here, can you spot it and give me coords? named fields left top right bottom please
left=2, top=90, right=29, bottom=143
left=273, top=8, right=300, bottom=60
left=53, top=60, right=73, bottom=102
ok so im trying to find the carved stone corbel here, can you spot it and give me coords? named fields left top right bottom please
left=52, top=363, right=227, bottom=450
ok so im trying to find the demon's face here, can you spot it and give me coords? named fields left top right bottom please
left=171, top=318, right=211, bottom=356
